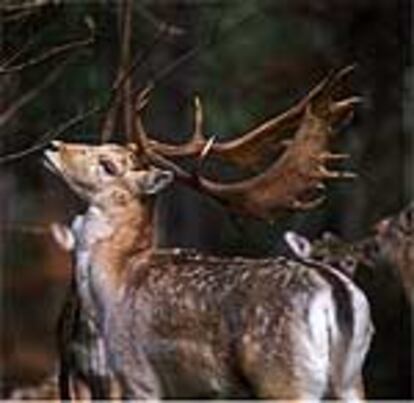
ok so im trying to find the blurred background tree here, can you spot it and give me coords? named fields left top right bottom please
left=0, top=0, right=412, bottom=398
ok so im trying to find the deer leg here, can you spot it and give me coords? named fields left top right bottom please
left=239, top=294, right=334, bottom=400
left=240, top=342, right=328, bottom=400
left=84, top=332, right=114, bottom=399
left=252, top=365, right=328, bottom=401
left=87, top=375, right=112, bottom=399
left=58, top=363, right=71, bottom=400
left=106, top=331, right=161, bottom=399
left=334, top=375, right=366, bottom=403
left=114, top=353, right=161, bottom=400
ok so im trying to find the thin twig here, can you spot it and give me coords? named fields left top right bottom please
left=99, top=90, right=119, bottom=143
left=0, top=22, right=94, bottom=75
left=0, top=56, right=74, bottom=128
left=135, top=4, right=185, bottom=37
left=0, top=103, right=102, bottom=164
left=99, top=7, right=124, bottom=142
left=1, top=1, right=51, bottom=13
left=99, top=26, right=169, bottom=142
left=2, top=7, right=38, bottom=23
left=0, top=17, right=57, bottom=67
left=121, top=0, right=134, bottom=143
left=0, top=222, right=51, bottom=235
left=131, top=6, right=257, bottom=99
left=1, top=29, right=45, bottom=67
left=101, top=0, right=134, bottom=144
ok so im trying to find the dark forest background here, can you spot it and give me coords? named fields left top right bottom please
left=0, top=0, right=412, bottom=399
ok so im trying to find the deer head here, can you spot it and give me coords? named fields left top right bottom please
left=44, top=141, right=173, bottom=206
left=284, top=231, right=361, bottom=276
left=365, top=203, right=414, bottom=303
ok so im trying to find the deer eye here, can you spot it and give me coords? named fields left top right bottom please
left=99, top=157, right=118, bottom=176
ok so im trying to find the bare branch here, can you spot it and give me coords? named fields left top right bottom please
left=135, top=4, right=185, bottom=37
left=121, top=0, right=133, bottom=143
left=0, top=55, right=74, bottom=128
left=0, top=102, right=102, bottom=164
left=0, top=18, right=95, bottom=74
left=0, top=0, right=52, bottom=13
left=0, top=221, right=52, bottom=235
left=99, top=26, right=168, bottom=143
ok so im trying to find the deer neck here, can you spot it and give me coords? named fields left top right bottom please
left=80, top=193, right=155, bottom=307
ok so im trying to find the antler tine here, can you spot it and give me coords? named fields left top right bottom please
left=193, top=95, right=204, bottom=142
left=310, top=65, right=356, bottom=118
left=329, top=96, right=362, bottom=122
left=130, top=82, right=156, bottom=157
left=136, top=83, right=154, bottom=112
left=131, top=85, right=213, bottom=171
left=139, top=95, right=208, bottom=157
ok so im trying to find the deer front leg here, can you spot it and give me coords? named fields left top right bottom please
left=106, top=330, right=161, bottom=399
left=337, top=375, right=366, bottom=402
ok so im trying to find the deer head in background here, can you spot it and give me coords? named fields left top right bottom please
left=284, top=231, right=363, bottom=277
left=363, top=203, right=414, bottom=304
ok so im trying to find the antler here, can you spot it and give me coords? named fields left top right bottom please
left=134, top=66, right=360, bottom=220
left=136, top=65, right=359, bottom=171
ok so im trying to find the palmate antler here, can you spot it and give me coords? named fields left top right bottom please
left=134, top=66, right=360, bottom=220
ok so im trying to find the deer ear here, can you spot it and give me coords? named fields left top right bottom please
left=284, top=231, right=312, bottom=258
left=142, top=169, right=174, bottom=195
left=50, top=223, right=75, bottom=251
left=128, top=168, right=174, bottom=196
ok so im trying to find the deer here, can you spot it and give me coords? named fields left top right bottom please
left=284, top=231, right=363, bottom=277
left=285, top=204, right=414, bottom=304
left=43, top=66, right=374, bottom=400
left=364, top=204, right=414, bottom=304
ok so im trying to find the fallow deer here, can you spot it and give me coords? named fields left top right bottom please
left=366, top=204, right=414, bottom=304
left=284, top=202, right=414, bottom=305
left=44, top=66, right=374, bottom=399
left=284, top=231, right=363, bottom=277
